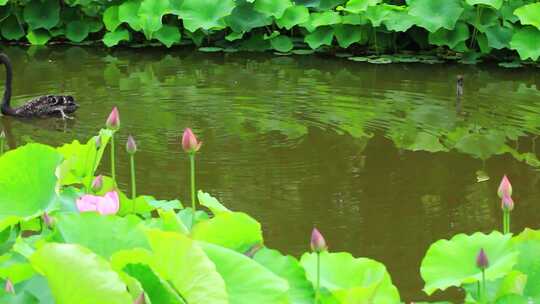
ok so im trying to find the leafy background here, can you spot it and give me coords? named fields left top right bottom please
left=1, top=0, right=540, bottom=61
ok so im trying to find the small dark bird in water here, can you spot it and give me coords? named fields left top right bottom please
left=456, top=74, right=464, bottom=97
left=0, top=53, right=78, bottom=119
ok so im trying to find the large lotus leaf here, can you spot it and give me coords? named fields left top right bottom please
left=364, top=4, right=395, bottom=27
left=270, top=35, right=294, bottom=52
left=1, top=15, right=25, bottom=40
left=318, top=0, right=346, bottom=10
left=461, top=5, right=499, bottom=33
left=254, top=0, right=293, bottom=19
left=408, top=0, right=464, bottom=32
left=344, top=0, right=381, bottom=13
left=103, top=28, right=130, bottom=46
left=305, top=26, right=334, bottom=49
left=154, top=25, right=181, bottom=47
left=145, top=230, right=228, bottom=304
left=0, top=0, right=6, bottom=5
left=500, top=0, right=526, bottom=23
left=198, top=191, right=230, bottom=215
left=484, top=24, right=513, bottom=49
left=118, top=0, right=142, bottom=31
left=305, top=11, right=341, bottom=30
left=407, top=132, right=447, bottom=153
left=254, top=248, right=314, bottom=304
left=138, top=0, right=169, bottom=38
left=0, top=252, right=35, bottom=283
left=1, top=275, right=54, bottom=304
left=26, top=30, right=50, bottom=45
left=30, top=243, right=132, bottom=304
left=463, top=270, right=527, bottom=303
left=179, top=0, right=235, bottom=31
left=103, top=5, right=121, bottom=32
left=276, top=5, right=309, bottom=29
left=123, top=263, right=184, bottom=304
left=300, top=252, right=400, bottom=303
left=510, top=229, right=540, bottom=300
left=225, top=2, right=272, bottom=33
left=428, top=22, right=470, bottom=49
left=200, top=242, right=289, bottom=304
left=192, top=212, right=262, bottom=253
left=510, top=26, right=540, bottom=60
left=454, top=131, right=506, bottom=160
left=54, top=213, right=149, bottom=258
left=420, top=231, right=518, bottom=295
left=66, top=20, right=90, bottom=42
left=0, top=144, right=62, bottom=227
left=23, top=0, right=59, bottom=30
left=465, top=0, right=502, bottom=9
left=333, top=24, right=364, bottom=48
left=383, top=9, right=416, bottom=32
left=514, top=3, right=540, bottom=30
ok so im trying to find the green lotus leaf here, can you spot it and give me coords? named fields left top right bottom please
left=342, top=12, right=369, bottom=25
left=463, top=270, right=527, bottom=303
left=147, top=197, right=183, bottom=211
left=428, top=22, right=470, bottom=50
left=383, top=9, right=417, bottom=32
left=420, top=231, right=519, bottom=295
left=254, top=248, right=314, bottom=304
left=192, top=212, right=262, bottom=253
left=154, top=25, right=181, bottom=47
left=461, top=5, right=499, bottom=33
left=54, top=213, right=149, bottom=258
left=122, top=263, right=184, bottom=304
left=276, top=5, right=309, bottom=29
left=514, top=3, right=540, bottom=30
left=318, top=0, right=346, bottom=10
left=103, top=5, right=121, bottom=32
left=484, top=24, right=513, bottom=49
left=510, top=229, right=540, bottom=300
left=406, top=132, right=447, bottom=152
left=0, top=0, right=7, bottom=5
left=364, top=4, right=395, bottom=27
left=301, top=251, right=400, bottom=303
left=408, top=0, right=464, bottom=32
left=0, top=144, right=62, bottom=228
left=465, top=0, right=502, bottom=9
left=333, top=24, right=364, bottom=48
left=367, top=57, right=392, bottom=64
left=1, top=15, right=25, bottom=40
left=344, top=0, right=381, bottom=13
left=23, top=0, right=59, bottom=30
left=179, top=0, right=235, bottom=31
left=30, top=243, right=132, bottom=304
left=200, top=242, right=289, bottom=304
left=198, top=191, right=230, bottom=215
left=225, top=2, right=272, bottom=33
left=145, top=230, right=228, bottom=304
left=118, top=0, right=142, bottom=31
left=88, top=19, right=104, bottom=33
left=26, top=30, right=50, bottom=45
left=500, top=0, right=526, bottom=23
left=307, top=11, right=341, bottom=30
left=270, top=35, right=294, bottom=52
left=0, top=252, right=35, bottom=283
left=226, top=31, right=244, bottom=41
left=66, top=20, right=90, bottom=43
left=138, top=0, right=169, bottom=38
left=305, top=26, right=334, bottom=49
left=103, top=28, right=130, bottom=47
left=510, top=26, right=540, bottom=60
left=254, top=0, right=293, bottom=18
left=498, top=61, right=522, bottom=68
left=454, top=131, right=506, bottom=160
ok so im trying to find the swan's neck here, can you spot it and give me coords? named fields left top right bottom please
left=0, top=54, right=14, bottom=116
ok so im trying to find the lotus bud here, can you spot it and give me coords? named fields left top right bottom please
left=106, top=107, right=120, bottom=130
left=126, top=135, right=137, bottom=155
left=182, top=128, right=202, bottom=153
left=310, top=228, right=327, bottom=253
left=91, top=175, right=103, bottom=192
left=497, top=175, right=512, bottom=199
left=134, top=293, right=146, bottom=304
left=4, top=278, right=14, bottom=294
left=501, top=194, right=514, bottom=211
left=42, top=212, right=53, bottom=228
left=476, top=248, right=489, bottom=270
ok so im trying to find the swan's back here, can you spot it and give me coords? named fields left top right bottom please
left=13, top=95, right=78, bottom=117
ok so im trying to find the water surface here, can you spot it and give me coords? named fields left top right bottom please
left=2, top=46, right=540, bottom=301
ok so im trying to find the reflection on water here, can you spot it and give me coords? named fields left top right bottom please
left=1, top=46, right=540, bottom=301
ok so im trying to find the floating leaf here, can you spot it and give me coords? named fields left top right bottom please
left=408, top=0, right=464, bottom=32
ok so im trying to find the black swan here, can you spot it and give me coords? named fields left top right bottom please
left=0, top=53, right=78, bottom=119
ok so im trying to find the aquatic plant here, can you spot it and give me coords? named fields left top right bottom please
left=106, top=106, right=120, bottom=181
left=0, top=130, right=4, bottom=155
left=126, top=135, right=137, bottom=203
left=310, top=228, right=327, bottom=303
left=498, top=175, right=514, bottom=234
left=182, top=128, right=202, bottom=227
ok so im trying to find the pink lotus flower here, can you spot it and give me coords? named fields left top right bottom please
left=501, top=194, right=514, bottom=211
left=4, top=278, right=14, bottom=294
left=91, top=175, right=103, bottom=192
left=106, top=107, right=120, bottom=130
left=182, top=128, right=202, bottom=153
left=76, top=191, right=119, bottom=215
left=497, top=175, right=512, bottom=199
left=310, top=228, right=327, bottom=253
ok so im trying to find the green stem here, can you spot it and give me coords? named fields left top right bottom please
left=189, top=153, right=196, bottom=226
left=315, top=252, right=320, bottom=303
left=502, top=210, right=507, bottom=234
left=0, top=137, right=4, bottom=156
left=130, top=155, right=136, bottom=201
left=111, top=134, right=116, bottom=182
left=481, top=269, right=486, bottom=303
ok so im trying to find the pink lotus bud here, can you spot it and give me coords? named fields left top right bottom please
left=310, top=228, right=327, bottom=253
left=4, top=278, right=14, bottom=294
left=497, top=175, right=512, bottom=199
left=182, top=128, right=202, bottom=153
left=42, top=212, right=54, bottom=228
left=501, top=194, right=514, bottom=211
left=106, top=107, right=120, bottom=130
left=134, top=293, right=146, bottom=304
left=476, top=248, right=489, bottom=270
left=91, top=175, right=103, bottom=192
left=126, top=135, right=137, bottom=155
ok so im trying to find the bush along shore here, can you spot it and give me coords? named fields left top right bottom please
left=0, top=107, right=539, bottom=303
left=0, top=0, right=540, bottom=65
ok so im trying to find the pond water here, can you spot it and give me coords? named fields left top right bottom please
left=1, top=46, right=540, bottom=301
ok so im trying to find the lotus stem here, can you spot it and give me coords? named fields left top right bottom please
left=130, top=154, right=136, bottom=202
left=503, top=210, right=510, bottom=234
left=315, top=252, right=321, bottom=303
left=189, top=153, right=196, bottom=226
left=110, top=134, right=116, bottom=182
left=0, top=137, right=4, bottom=156
left=481, top=269, right=486, bottom=303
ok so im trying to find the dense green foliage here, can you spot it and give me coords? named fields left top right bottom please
left=1, top=0, right=540, bottom=61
